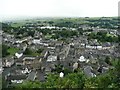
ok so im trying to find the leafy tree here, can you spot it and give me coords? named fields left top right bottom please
left=23, top=48, right=32, bottom=55
left=2, top=44, right=10, bottom=57
left=54, top=64, right=63, bottom=73
left=113, top=58, right=120, bottom=88
left=63, top=68, right=72, bottom=75
left=88, top=31, right=119, bottom=42
left=27, top=30, right=35, bottom=37
left=105, top=56, right=112, bottom=65
left=37, top=48, right=44, bottom=54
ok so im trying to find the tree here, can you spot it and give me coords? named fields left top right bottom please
left=27, top=30, right=35, bottom=37
left=2, top=44, right=10, bottom=57
left=37, top=48, right=44, bottom=54
left=113, top=58, right=120, bottom=88
left=23, top=48, right=32, bottom=55
left=105, top=56, right=112, bottom=65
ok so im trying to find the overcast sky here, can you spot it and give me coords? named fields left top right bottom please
left=0, top=0, right=119, bottom=21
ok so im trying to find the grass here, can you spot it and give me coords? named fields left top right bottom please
left=31, top=52, right=40, bottom=56
left=106, top=33, right=117, bottom=37
left=11, top=22, right=25, bottom=27
left=45, top=34, right=52, bottom=39
left=7, top=47, right=19, bottom=56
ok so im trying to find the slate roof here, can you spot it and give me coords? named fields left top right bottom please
left=36, top=70, right=45, bottom=82
left=7, top=74, right=27, bottom=81
left=27, top=71, right=36, bottom=81
left=83, top=66, right=96, bottom=77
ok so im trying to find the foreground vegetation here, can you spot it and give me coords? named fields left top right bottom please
left=10, top=58, right=120, bottom=89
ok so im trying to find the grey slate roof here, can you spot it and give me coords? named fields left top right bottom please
left=7, top=74, right=27, bottom=80
left=27, top=71, right=36, bottom=81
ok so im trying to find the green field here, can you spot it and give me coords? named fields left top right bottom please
left=7, top=47, right=19, bottom=56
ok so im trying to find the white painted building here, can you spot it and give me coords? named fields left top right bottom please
left=59, top=72, right=64, bottom=78
left=5, top=58, right=14, bottom=67
left=11, top=80, right=23, bottom=84
left=15, top=53, right=23, bottom=58
left=32, top=39, right=42, bottom=44
left=78, top=56, right=86, bottom=62
left=73, top=62, right=79, bottom=70
left=47, top=55, right=57, bottom=62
